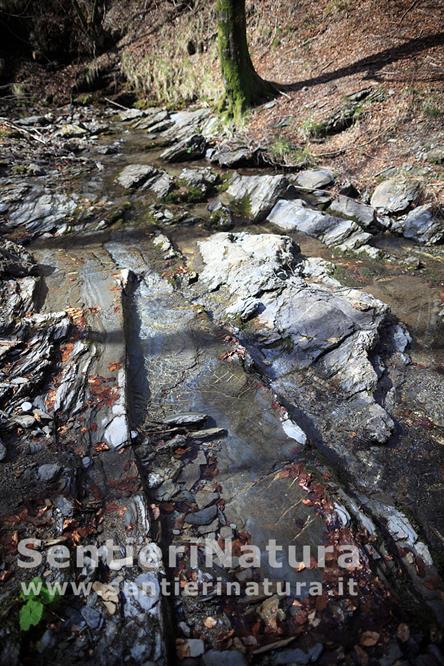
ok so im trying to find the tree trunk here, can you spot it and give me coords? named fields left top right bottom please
left=217, top=0, right=274, bottom=120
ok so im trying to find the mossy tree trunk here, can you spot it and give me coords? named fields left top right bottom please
left=217, top=0, right=275, bottom=121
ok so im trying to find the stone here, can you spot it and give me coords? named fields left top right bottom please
left=37, top=463, right=62, bottom=483
left=426, top=147, right=444, bottom=164
left=15, top=415, right=35, bottom=428
left=273, top=648, right=310, bottom=665
left=402, top=205, right=443, bottom=245
left=226, top=174, right=294, bottom=222
left=184, top=639, right=205, bottom=658
left=197, top=232, right=394, bottom=446
left=329, top=195, right=376, bottom=229
left=80, top=606, right=103, bottom=630
left=268, top=199, right=371, bottom=249
left=185, top=504, right=219, bottom=526
left=191, top=427, right=226, bottom=440
left=195, top=490, right=220, bottom=509
left=207, top=144, right=264, bottom=168
left=370, top=177, right=420, bottom=213
left=60, top=123, right=88, bottom=137
left=164, top=412, right=207, bottom=426
left=104, top=414, right=129, bottom=449
left=116, top=164, right=157, bottom=189
left=281, top=419, right=307, bottom=445
left=160, top=134, right=207, bottom=162
left=295, top=168, right=335, bottom=190
left=0, top=439, right=6, bottom=461
left=202, top=650, right=248, bottom=666
left=21, top=401, right=33, bottom=413
left=0, top=240, right=36, bottom=278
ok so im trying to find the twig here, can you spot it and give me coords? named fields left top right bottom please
left=104, top=96, right=131, bottom=110
left=399, top=0, right=421, bottom=24
left=2, top=120, right=46, bottom=145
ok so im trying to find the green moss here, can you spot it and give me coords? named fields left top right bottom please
left=229, top=194, right=252, bottom=219
left=75, top=93, right=93, bottom=106
left=269, top=138, right=314, bottom=166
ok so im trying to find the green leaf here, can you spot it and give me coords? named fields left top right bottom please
left=19, top=599, right=44, bottom=631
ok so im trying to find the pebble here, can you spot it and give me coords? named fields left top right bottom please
left=21, top=401, right=33, bottom=413
left=0, top=439, right=6, bottom=461
left=37, top=463, right=62, bottom=483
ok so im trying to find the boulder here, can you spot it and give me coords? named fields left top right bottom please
left=370, top=177, right=420, bottom=213
left=116, top=164, right=157, bottom=189
left=207, top=143, right=265, bottom=167
left=402, top=205, right=443, bottom=245
left=160, top=134, right=207, bottom=162
left=267, top=199, right=371, bottom=249
left=294, top=168, right=335, bottom=190
left=197, top=232, right=395, bottom=445
left=226, top=174, right=294, bottom=222
left=329, top=195, right=376, bottom=229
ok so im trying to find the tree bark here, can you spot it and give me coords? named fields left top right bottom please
left=217, top=0, right=274, bottom=120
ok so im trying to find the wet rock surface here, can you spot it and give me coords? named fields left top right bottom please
left=0, top=102, right=443, bottom=665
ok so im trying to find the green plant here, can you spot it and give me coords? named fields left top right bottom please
left=229, top=194, right=252, bottom=218
left=299, top=117, right=324, bottom=140
left=19, top=576, right=60, bottom=632
left=422, top=97, right=442, bottom=119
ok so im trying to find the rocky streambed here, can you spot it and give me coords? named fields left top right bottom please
left=0, top=103, right=443, bottom=665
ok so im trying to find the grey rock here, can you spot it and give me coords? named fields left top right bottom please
left=180, top=167, right=218, bottom=191
left=195, top=490, right=220, bottom=509
left=203, top=650, right=247, bottom=666
left=160, top=134, right=207, bottom=162
left=402, top=205, right=443, bottom=245
left=3, top=185, right=78, bottom=237
left=37, top=463, right=62, bottom=483
left=295, top=168, right=334, bottom=190
left=178, top=463, right=201, bottom=490
left=268, top=199, right=371, bottom=249
left=308, top=643, right=324, bottom=662
left=21, top=401, right=33, bottom=413
left=80, top=606, right=103, bottom=630
left=164, top=412, right=207, bottom=426
left=370, top=177, right=420, bottom=213
left=184, top=639, right=205, bottom=658
left=197, top=232, right=394, bottom=446
left=191, top=427, right=226, bottom=440
left=15, top=414, right=36, bottom=428
left=0, top=240, right=36, bottom=278
left=329, top=195, right=376, bottom=229
left=273, top=648, right=310, bottom=665
left=426, top=147, right=444, bottom=164
left=207, top=144, right=264, bottom=168
left=226, top=174, right=294, bottom=222
left=0, top=439, right=6, bottom=461
left=116, top=164, right=157, bottom=189
left=185, top=504, right=219, bottom=526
